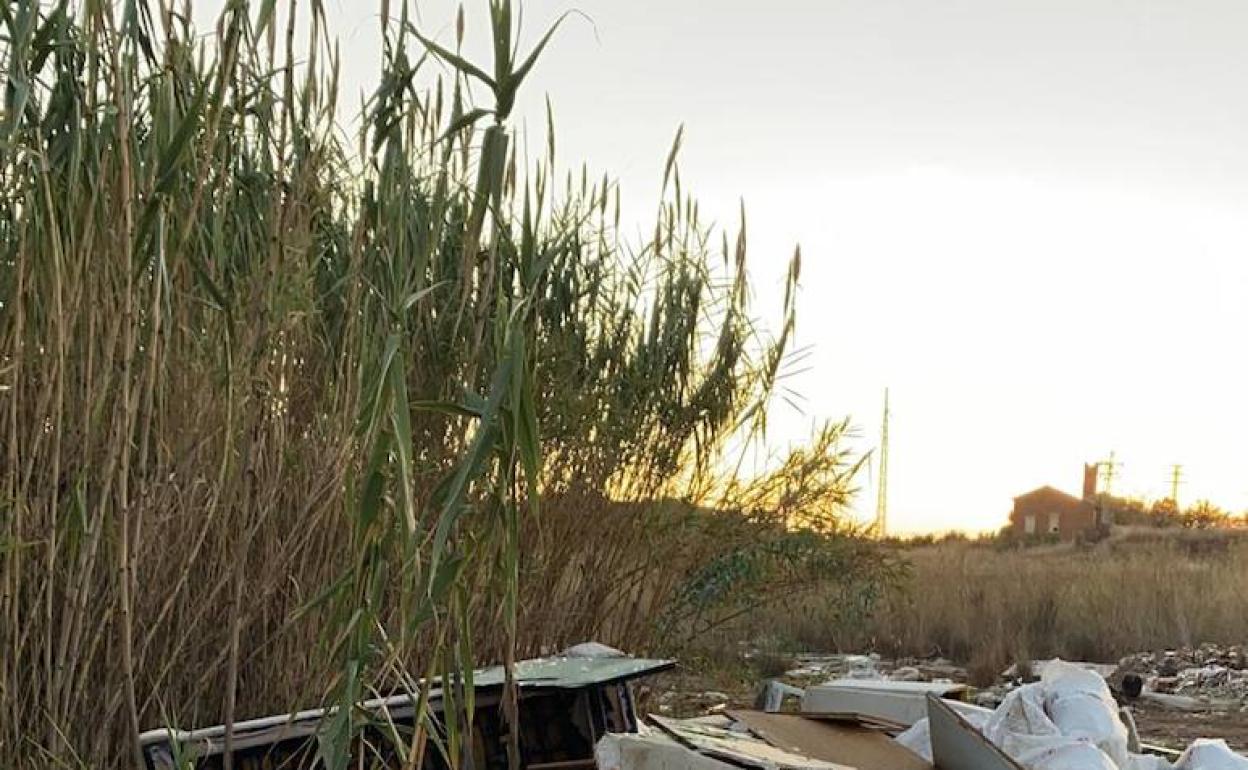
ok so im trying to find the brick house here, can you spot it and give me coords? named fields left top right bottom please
left=1009, top=464, right=1107, bottom=541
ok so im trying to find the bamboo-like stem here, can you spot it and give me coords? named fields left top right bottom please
left=0, top=2, right=876, bottom=767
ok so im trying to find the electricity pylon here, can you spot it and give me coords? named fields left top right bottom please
left=875, top=388, right=889, bottom=537
left=1169, top=464, right=1184, bottom=508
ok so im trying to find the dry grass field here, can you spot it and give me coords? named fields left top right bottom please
left=777, top=530, right=1248, bottom=681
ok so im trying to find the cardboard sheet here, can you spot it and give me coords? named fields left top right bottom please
left=729, top=710, right=933, bottom=770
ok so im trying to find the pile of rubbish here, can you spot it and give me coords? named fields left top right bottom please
left=609, top=658, right=1248, bottom=768
left=1114, top=646, right=1248, bottom=707
left=776, top=652, right=966, bottom=686
left=607, top=661, right=1248, bottom=770
left=137, top=642, right=1248, bottom=770
left=894, top=661, right=1248, bottom=770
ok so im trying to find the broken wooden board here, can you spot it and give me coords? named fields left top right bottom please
left=926, top=694, right=1023, bottom=770
left=729, top=710, right=933, bottom=770
left=648, top=714, right=853, bottom=770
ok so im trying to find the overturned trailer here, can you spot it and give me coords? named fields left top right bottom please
left=139, top=649, right=673, bottom=770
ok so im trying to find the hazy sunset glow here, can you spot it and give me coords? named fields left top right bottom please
left=197, top=0, right=1248, bottom=533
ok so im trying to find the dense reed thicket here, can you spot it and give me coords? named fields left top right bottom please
left=0, top=1, right=887, bottom=767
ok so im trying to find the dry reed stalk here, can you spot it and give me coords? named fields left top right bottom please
left=0, top=2, right=881, bottom=766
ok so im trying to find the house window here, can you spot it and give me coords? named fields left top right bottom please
left=1024, top=514, right=1036, bottom=534
left=1048, top=512, right=1060, bottom=534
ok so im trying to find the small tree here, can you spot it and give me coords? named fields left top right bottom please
left=1149, top=498, right=1181, bottom=527
left=1182, top=500, right=1229, bottom=529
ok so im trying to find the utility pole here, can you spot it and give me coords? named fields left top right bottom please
left=1169, top=464, right=1184, bottom=509
left=1099, top=451, right=1120, bottom=497
left=875, top=388, right=890, bottom=537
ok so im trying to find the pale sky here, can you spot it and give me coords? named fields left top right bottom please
left=199, top=0, right=1248, bottom=533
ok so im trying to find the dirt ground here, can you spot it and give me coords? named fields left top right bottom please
left=1131, top=703, right=1248, bottom=753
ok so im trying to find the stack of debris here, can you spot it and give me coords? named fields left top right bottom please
left=139, top=645, right=1248, bottom=770
left=602, top=676, right=985, bottom=770
left=1113, top=646, right=1248, bottom=711
left=605, top=663, right=1248, bottom=770
left=775, top=653, right=965, bottom=687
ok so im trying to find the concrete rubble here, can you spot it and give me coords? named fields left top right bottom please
left=1113, top=646, right=1248, bottom=709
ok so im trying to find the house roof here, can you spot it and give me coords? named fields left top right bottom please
left=1013, top=485, right=1087, bottom=505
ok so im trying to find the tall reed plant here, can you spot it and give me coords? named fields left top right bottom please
left=0, top=1, right=887, bottom=767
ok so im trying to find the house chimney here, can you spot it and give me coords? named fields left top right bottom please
left=1083, top=463, right=1098, bottom=500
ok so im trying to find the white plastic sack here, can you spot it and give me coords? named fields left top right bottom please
left=1128, top=753, right=1176, bottom=770
left=1015, top=741, right=1121, bottom=770
left=891, top=660, right=1245, bottom=770
left=895, top=718, right=933, bottom=762
left=1174, top=740, right=1248, bottom=770
left=894, top=663, right=1179, bottom=770
left=983, top=683, right=1118, bottom=770
left=1041, top=660, right=1131, bottom=769
left=984, top=683, right=1062, bottom=744
left=895, top=703, right=993, bottom=763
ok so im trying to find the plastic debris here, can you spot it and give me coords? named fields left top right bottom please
left=1174, top=740, right=1248, bottom=770
left=899, top=659, right=1248, bottom=770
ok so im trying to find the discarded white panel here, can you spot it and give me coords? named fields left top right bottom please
left=802, top=680, right=969, bottom=727
left=817, top=679, right=969, bottom=696
left=927, top=695, right=1023, bottom=770
left=596, top=731, right=737, bottom=770
left=803, top=689, right=929, bottom=727
left=648, top=714, right=852, bottom=770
